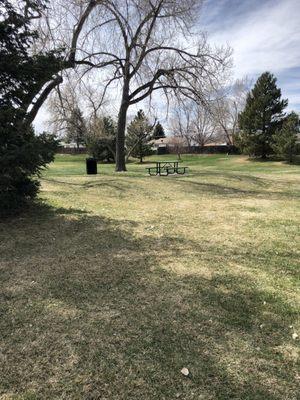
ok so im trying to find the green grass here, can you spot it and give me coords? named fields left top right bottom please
left=0, top=154, right=299, bottom=399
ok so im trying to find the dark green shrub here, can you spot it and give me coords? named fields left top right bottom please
left=86, top=116, right=116, bottom=162
left=272, top=112, right=300, bottom=163
left=0, top=123, right=58, bottom=216
left=0, top=0, right=61, bottom=216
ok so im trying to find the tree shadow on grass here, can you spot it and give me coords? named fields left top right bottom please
left=247, top=156, right=300, bottom=164
left=41, top=177, right=127, bottom=192
left=176, top=177, right=300, bottom=200
left=191, top=171, right=272, bottom=186
left=0, top=204, right=298, bottom=399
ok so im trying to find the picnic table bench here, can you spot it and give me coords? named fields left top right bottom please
left=146, top=161, right=189, bottom=176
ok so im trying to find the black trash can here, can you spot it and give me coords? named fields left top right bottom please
left=86, top=158, right=97, bottom=174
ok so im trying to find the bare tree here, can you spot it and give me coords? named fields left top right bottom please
left=191, top=103, right=217, bottom=148
left=69, top=0, right=231, bottom=171
left=171, top=103, right=194, bottom=151
left=47, top=79, right=81, bottom=137
left=171, top=98, right=217, bottom=152
left=24, top=0, right=102, bottom=127
left=210, top=78, right=250, bottom=145
left=167, top=136, right=187, bottom=160
left=31, top=0, right=230, bottom=171
left=47, top=72, right=108, bottom=138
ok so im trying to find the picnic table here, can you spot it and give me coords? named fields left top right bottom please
left=146, top=160, right=189, bottom=176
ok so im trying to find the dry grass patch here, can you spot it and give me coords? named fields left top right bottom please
left=0, top=154, right=299, bottom=399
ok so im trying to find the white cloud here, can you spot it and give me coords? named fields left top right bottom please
left=209, top=0, right=300, bottom=77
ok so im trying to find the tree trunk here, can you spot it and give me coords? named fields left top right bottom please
left=115, top=81, right=130, bottom=172
left=261, top=112, right=267, bottom=159
left=177, top=147, right=182, bottom=160
left=139, top=140, right=143, bottom=163
left=288, top=146, right=293, bottom=163
left=225, top=129, right=233, bottom=146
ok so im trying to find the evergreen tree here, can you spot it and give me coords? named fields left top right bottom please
left=272, top=112, right=299, bottom=163
left=153, top=121, right=166, bottom=139
left=0, top=0, right=61, bottom=215
left=86, top=116, right=116, bottom=162
left=102, top=116, right=116, bottom=138
left=0, top=0, right=63, bottom=121
left=65, top=107, right=87, bottom=149
left=238, top=72, right=288, bottom=158
left=126, top=110, right=153, bottom=163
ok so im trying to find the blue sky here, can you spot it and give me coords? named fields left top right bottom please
left=199, top=0, right=300, bottom=111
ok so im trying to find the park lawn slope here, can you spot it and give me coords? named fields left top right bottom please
left=0, top=154, right=299, bottom=399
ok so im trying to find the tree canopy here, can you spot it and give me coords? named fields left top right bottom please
left=126, top=110, right=153, bottom=163
left=86, top=116, right=116, bottom=162
left=0, top=0, right=64, bottom=125
left=153, top=122, right=166, bottom=139
left=238, top=72, right=288, bottom=158
left=65, top=107, right=86, bottom=149
left=0, top=0, right=59, bottom=214
left=272, top=112, right=299, bottom=163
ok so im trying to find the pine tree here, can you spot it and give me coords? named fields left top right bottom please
left=86, top=116, right=116, bottom=162
left=66, top=107, right=87, bottom=149
left=272, top=112, right=299, bottom=163
left=0, top=0, right=61, bottom=215
left=238, top=72, right=288, bottom=158
left=126, top=110, right=153, bottom=163
left=153, top=121, right=166, bottom=139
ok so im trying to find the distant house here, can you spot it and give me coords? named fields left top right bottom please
left=59, top=141, right=85, bottom=149
left=203, top=140, right=229, bottom=147
left=151, top=136, right=188, bottom=154
left=151, top=137, right=168, bottom=151
left=151, top=134, right=235, bottom=154
left=58, top=141, right=86, bottom=154
left=151, top=136, right=185, bottom=149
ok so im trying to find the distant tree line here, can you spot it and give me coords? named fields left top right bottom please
left=54, top=71, right=299, bottom=165
left=57, top=107, right=165, bottom=164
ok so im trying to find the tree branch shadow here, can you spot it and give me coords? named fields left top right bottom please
left=177, top=177, right=300, bottom=200
left=0, top=204, right=298, bottom=399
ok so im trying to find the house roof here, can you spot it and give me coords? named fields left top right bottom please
left=204, top=141, right=228, bottom=147
left=151, top=136, right=187, bottom=146
left=151, top=136, right=230, bottom=147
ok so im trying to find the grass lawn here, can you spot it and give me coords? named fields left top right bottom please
left=0, top=154, right=299, bottom=399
